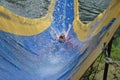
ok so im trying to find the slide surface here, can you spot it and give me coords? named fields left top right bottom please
left=0, top=0, right=120, bottom=80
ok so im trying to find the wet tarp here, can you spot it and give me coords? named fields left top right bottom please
left=0, top=0, right=120, bottom=80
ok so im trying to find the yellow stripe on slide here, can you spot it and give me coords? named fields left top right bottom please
left=73, top=0, right=120, bottom=41
left=0, top=0, right=56, bottom=36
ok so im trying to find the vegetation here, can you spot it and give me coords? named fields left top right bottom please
left=82, top=28, right=120, bottom=80
left=111, top=37, right=120, bottom=61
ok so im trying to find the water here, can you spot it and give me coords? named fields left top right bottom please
left=0, top=0, right=112, bottom=21
left=0, top=0, right=51, bottom=18
left=78, top=0, right=112, bottom=23
left=0, top=0, right=113, bottom=80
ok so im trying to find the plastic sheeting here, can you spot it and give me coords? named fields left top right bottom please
left=0, top=0, right=120, bottom=80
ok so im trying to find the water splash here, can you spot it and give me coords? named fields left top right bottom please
left=50, top=24, right=72, bottom=42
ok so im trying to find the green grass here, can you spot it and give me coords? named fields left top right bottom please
left=96, top=37, right=120, bottom=63
left=82, top=37, right=120, bottom=80
left=111, top=37, right=120, bottom=60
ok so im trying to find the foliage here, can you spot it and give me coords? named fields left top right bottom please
left=82, top=27, right=120, bottom=80
left=111, top=37, right=120, bottom=60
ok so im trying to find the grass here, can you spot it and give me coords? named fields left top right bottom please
left=82, top=36, right=120, bottom=80
left=111, top=37, right=120, bottom=61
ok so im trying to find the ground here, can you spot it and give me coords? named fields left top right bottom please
left=82, top=35, right=120, bottom=80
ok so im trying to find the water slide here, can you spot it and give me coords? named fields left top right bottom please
left=0, top=0, right=120, bottom=80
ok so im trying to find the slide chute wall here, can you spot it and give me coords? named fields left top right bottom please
left=0, top=0, right=120, bottom=80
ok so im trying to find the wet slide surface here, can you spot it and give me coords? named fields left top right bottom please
left=0, top=0, right=120, bottom=80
